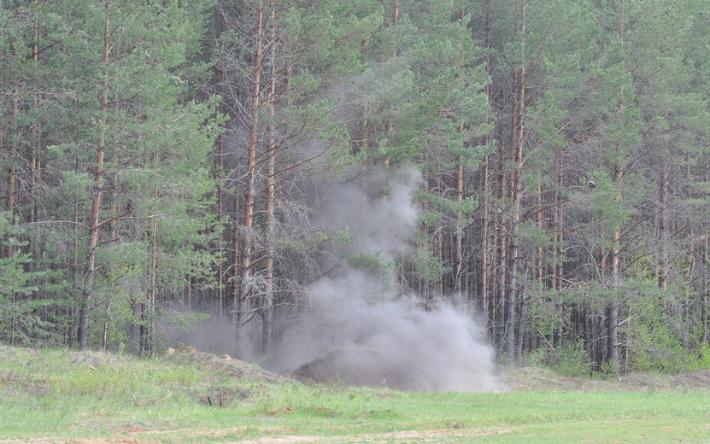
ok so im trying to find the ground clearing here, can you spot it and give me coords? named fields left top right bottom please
left=0, top=346, right=708, bottom=443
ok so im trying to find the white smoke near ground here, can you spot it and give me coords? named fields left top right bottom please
left=163, top=165, right=498, bottom=391
left=266, top=166, right=499, bottom=392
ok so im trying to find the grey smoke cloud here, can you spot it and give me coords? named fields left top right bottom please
left=268, top=166, right=498, bottom=391
left=166, top=165, right=498, bottom=391
left=313, top=167, right=420, bottom=257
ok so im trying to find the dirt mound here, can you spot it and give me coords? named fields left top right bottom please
left=503, top=367, right=710, bottom=391
left=622, top=369, right=710, bottom=390
left=502, top=367, right=586, bottom=391
left=293, top=349, right=392, bottom=388
left=167, top=346, right=286, bottom=383
left=292, top=348, right=498, bottom=391
left=670, top=370, right=710, bottom=386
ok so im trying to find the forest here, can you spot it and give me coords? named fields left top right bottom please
left=0, top=0, right=708, bottom=380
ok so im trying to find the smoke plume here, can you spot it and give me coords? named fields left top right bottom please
left=166, top=166, right=498, bottom=391
left=267, top=166, right=498, bottom=391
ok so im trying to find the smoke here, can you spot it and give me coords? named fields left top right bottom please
left=165, top=165, right=498, bottom=391
left=266, top=166, right=498, bottom=392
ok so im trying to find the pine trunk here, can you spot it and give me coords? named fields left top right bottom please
left=554, top=150, right=564, bottom=291
left=658, top=161, right=669, bottom=291
left=607, top=0, right=625, bottom=367
left=455, top=151, right=464, bottom=296
left=5, top=87, right=18, bottom=257
left=216, top=42, right=227, bottom=319
left=480, top=156, right=490, bottom=321
left=78, top=2, right=110, bottom=350
left=238, top=0, right=264, bottom=333
left=505, top=0, right=527, bottom=359
left=608, top=163, right=623, bottom=366
left=480, top=0, right=492, bottom=329
left=495, top=160, right=508, bottom=352
left=31, top=19, right=41, bottom=229
left=263, top=0, right=277, bottom=353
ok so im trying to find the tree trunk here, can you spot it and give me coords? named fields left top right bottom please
left=455, top=144, right=464, bottom=296
left=146, top=207, right=159, bottom=354
left=78, top=1, right=110, bottom=350
left=31, top=19, right=41, bottom=229
left=535, top=183, right=544, bottom=285
left=480, top=0, right=494, bottom=335
left=263, top=0, right=277, bottom=353
left=658, top=160, right=669, bottom=290
left=101, top=297, right=112, bottom=352
left=480, top=155, right=490, bottom=320
left=130, top=301, right=142, bottom=352
left=504, top=0, right=527, bottom=359
left=515, top=287, right=528, bottom=361
left=216, top=41, right=226, bottom=319
left=554, top=150, right=564, bottom=291
left=238, top=0, right=264, bottom=335
left=607, top=0, right=626, bottom=367
left=608, top=164, right=622, bottom=366
left=4, top=86, right=18, bottom=258
left=232, top=191, right=240, bottom=318
left=185, top=278, right=192, bottom=311
left=453, top=9, right=468, bottom=300
left=495, top=161, right=508, bottom=353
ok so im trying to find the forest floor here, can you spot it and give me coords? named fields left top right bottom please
left=1, top=346, right=709, bottom=443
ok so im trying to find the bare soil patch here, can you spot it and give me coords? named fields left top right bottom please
left=236, top=427, right=511, bottom=443
left=293, top=350, right=392, bottom=388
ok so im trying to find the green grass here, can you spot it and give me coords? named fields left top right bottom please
left=1, top=346, right=708, bottom=443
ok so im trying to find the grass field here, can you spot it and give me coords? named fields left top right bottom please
left=1, top=346, right=708, bottom=443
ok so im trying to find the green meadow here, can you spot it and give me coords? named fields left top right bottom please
left=1, top=346, right=708, bottom=443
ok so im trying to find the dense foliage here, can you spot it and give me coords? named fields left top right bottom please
left=1, top=0, right=708, bottom=373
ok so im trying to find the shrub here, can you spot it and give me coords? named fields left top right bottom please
left=525, top=340, right=592, bottom=377
left=689, top=343, right=710, bottom=370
